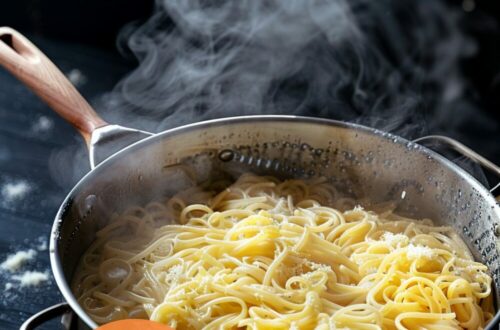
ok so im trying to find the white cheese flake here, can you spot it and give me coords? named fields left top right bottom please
left=381, top=232, right=409, bottom=247
left=37, top=240, right=48, bottom=251
left=12, top=271, right=49, bottom=287
left=1, top=181, right=31, bottom=201
left=32, top=116, right=54, bottom=133
left=307, top=261, right=332, bottom=273
left=166, top=264, right=184, bottom=284
left=66, top=69, right=87, bottom=87
left=1, top=249, right=37, bottom=272
left=406, top=244, right=435, bottom=259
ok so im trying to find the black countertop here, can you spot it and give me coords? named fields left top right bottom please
left=0, top=37, right=130, bottom=330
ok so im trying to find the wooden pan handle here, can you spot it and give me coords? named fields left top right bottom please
left=0, top=27, right=107, bottom=144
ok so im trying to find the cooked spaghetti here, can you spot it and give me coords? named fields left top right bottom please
left=72, top=174, right=493, bottom=329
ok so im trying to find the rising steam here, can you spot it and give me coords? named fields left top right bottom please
left=98, top=0, right=490, bottom=139
left=51, top=0, right=498, bottom=187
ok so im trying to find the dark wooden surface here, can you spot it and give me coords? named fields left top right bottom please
left=0, top=37, right=130, bottom=330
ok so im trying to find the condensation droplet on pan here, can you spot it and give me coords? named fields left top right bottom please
left=83, top=195, right=97, bottom=215
left=344, top=151, right=355, bottom=161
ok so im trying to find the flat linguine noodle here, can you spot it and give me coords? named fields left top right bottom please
left=72, top=174, right=494, bottom=330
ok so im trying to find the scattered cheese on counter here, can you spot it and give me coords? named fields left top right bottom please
left=37, top=240, right=47, bottom=252
left=66, top=69, right=87, bottom=87
left=31, top=116, right=54, bottom=133
left=12, top=271, right=49, bottom=287
left=1, top=249, right=37, bottom=272
left=1, top=181, right=31, bottom=201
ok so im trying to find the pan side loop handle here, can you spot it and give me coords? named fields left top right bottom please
left=20, top=302, right=72, bottom=330
left=413, top=135, right=500, bottom=199
left=0, top=27, right=107, bottom=145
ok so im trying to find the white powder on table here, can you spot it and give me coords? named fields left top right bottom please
left=36, top=236, right=48, bottom=251
left=1, top=249, right=37, bottom=272
left=66, top=69, right=87, bottom=87
left=31, top=116, right=54, bottom=133
left=12, top=271, right=49, bottom=287
left=1, top=238, right=52, bottom=293
left=1, top=181, right=31, bottom=202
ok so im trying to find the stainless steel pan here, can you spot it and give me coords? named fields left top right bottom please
left=1, top=28, right=499, bottom=330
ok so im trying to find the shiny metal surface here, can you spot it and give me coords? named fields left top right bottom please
left=49, top=115, right=500, bottom=329
left=414, top=135, right=500, bottom=195
left=20, top=302, right=71, bottom=330
left=89, top=125, right=153, bottom=169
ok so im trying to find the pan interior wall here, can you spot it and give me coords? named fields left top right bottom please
left=54, top=119, right=500, bottom=304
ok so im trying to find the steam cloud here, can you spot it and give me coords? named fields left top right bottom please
left=98, top=0, right=495, bottom=137
left=52, top=0, right=499, bottom=186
